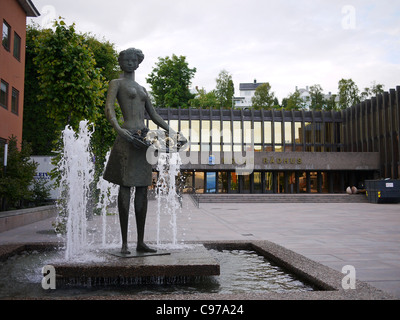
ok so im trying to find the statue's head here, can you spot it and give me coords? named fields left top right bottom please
left=118, top=48, right=145, bottom=73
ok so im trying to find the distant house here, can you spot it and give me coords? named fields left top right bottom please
left=295, top=86, right=339, bottom=110
left=234, top=79, right=266, bottom=109
left=0, top=0, right=40, bottom=148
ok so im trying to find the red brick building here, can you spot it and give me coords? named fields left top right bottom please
left=0, top=0, right=39, bottom=147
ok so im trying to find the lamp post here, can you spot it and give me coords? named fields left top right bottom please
left=2, top=143, right=7, bottom=211
left=3, top=143, right=8, bottom=175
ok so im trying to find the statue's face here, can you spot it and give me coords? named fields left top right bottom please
left=120, top=52, right=139, bottom=73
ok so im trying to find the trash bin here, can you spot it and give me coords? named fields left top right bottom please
left=365, top=179, right=400, bottom=204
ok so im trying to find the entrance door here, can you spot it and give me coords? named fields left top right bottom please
left=206, top=172, right=217, bottom=193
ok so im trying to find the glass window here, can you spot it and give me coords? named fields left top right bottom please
left=295, top=122, right=303, bottom=144
left=206, top=172, right=217, bottom=193
left=305, top=122, right=314, bottom=144
left=13, top=32, right=21, bottom=60
left=315, top=122, right=323, bottom=144
left=169, top=120, right=179, bottom=133
left=191, top=120, right=200, bottom=152
left=201, top=120, right=210, bottom=143
left=181, top=171, right=193, bottom=193
left=264, top=172, right=273, bottom=192
left=243, top=121, right=252, bottom=144
left=299, top=172, right=307, bottom=193
left=11, top=87, right=19, bottom=114
left=2, top=21, right=10, bottom=51
left=254, top=121, right=262, bottom=144
left=233, top=121, right=242, bottom=144
left=325, top=123, right=333, bottom=145
left=230, top=172, right=239, bottom=193
left=242, top=174, right=251, bottom=193
left=191, top=120, right=200, bottom=143
left=148, top=120, right=158, bottom=130
left=310, top=172, right=318, bottom=193
left=0, top=80, right=8, bottom=109
left=222, top=121, right=231, bottom=144
left=284, top=122, right=292, bottom=144
left=212, top=121, right=221, bottom=144
left=274, top=122, right=282, bottom=144
left=180, top=120, right=190, bottom=142
left=218, top=172, right=228, bottom=193
left=264, top=122, right=272, bottom=144
left=254, top=172, right=262, bottom=193
left=194, top=172, right=204, bottom=194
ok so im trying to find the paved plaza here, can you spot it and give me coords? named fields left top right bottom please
left=1, top=196, right=400, bottom=299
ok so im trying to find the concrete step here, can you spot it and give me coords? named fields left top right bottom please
left=195, top=194, right=369, bottom=204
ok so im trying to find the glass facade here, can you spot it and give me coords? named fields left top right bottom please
left=146, top=87, right=400, bottom=194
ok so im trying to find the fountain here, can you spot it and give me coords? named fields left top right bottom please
left=48, top=119, right=220, bottom=286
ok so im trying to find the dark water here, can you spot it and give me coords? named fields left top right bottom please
left=0, top=249, right=314, bottom=299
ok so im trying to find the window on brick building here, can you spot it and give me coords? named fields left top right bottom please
left=2, top=20, right=11, bottom=51
left=11, top=87, right=19, bottom=115
left=13, top=32, right=21, bottom=60
left=0, top=80, right=9, bottom=109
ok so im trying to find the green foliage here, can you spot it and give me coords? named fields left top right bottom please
left=215, top=70, right=235, bottom=109
left=147, top=54, right=196, bottom=108
left=24, top=20, right=120, bottom=187
left=0, top=137, right=38, bottom=210
left=23, top=24, right=59, bottom=155
left=338, top=79, right=360, bottom=110
left=251, top=83, right=277, bottom=110
left=360, top=82, right=385, bottom=101
left=33, top=18, right=107, bottom=131
left=189, top=87, right=219, bottom=109
left=309, top=84, right=325, bottom=111
left=283, top=90, right=306, bottom=110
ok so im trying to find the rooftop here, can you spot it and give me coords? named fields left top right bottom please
left=17, top=0, right=40, bottom=17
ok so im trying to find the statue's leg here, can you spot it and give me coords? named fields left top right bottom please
left=118, top=186, right=131, bottom=254
left=135, top=186, right=156, bottom=253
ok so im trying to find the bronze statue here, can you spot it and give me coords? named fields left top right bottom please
left=103, top=48, right=177, bottom=255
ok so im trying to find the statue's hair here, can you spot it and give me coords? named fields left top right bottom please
left=118, top=48, right=145, bottom=65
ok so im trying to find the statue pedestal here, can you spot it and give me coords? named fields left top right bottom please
left=53, top=245, right=220, bottom=286
left=109, top=250, right=171, bottom=259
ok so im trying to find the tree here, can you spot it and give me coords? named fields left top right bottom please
left=360, top=82, right=385, bottom=101
left=189, top=87, right=219, bottom=109
left=309, top=84, right=325, bottom=110
left=146, top=54, right=196, bottom=108
left=24, top=21, right=120, bottom=171
left=23, top=24, right=58, bottom=155
left=284, top=90, right=307, bottom=110
left=252, top=83, right=276, bottom=110
left=338, top=79, right=360, bottom=109
left=0, top=137, right=38, bottom=210
left=324, top=94, right=338, bottom=111
left=215, top=70, right=235, bottom=109
left=33, top=19, right=107, bottom=131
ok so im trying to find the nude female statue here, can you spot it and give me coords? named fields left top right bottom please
left=103, top=48, right=177, bottom=254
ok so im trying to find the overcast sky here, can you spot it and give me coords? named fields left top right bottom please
left=28, top=0, right=400, bottom=101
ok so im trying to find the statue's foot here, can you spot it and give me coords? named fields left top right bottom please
left=137, top=243, right=157, bottom=253
left=121, top=243, right=131, bottom=255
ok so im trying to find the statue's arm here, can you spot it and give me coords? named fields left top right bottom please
left=144, top=89, right=177, bottom=134
left=105, top=80, right=121, bottom=131
left=105, top=80, right=135, bottom=143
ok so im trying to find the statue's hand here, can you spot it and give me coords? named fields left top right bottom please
left=118, top=128, right=135, bottom=143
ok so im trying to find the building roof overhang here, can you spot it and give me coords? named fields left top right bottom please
left=17, top=0, right=40, bottom=17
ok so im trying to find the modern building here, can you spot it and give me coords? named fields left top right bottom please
left=0, top=0, right=40, bottom=148
left=146, top=86, right=400, bottom=194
